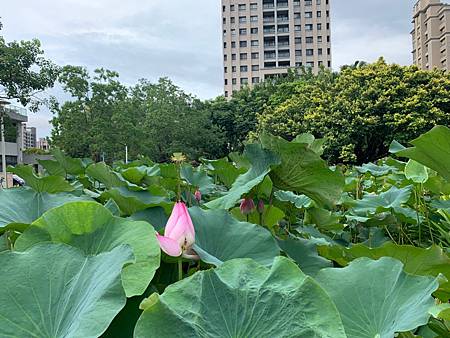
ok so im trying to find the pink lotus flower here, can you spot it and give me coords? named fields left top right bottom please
left=194, top=189, right=202, bottom=202
left=257, top=199, right=265, bottom=214
left=240, top=197, right=255, bottom=215
left=156, top=202, right=197, bottom=259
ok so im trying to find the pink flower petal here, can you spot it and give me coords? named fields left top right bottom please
left=164, top=202, right=183, bottom=238
left=156, top=233, right=182, bottom=257
left=180, top=203, right=195, bottom=245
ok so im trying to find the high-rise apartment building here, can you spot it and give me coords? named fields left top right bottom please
left=221, top=0, right=332, bottom=96
left=412, top=0, right=450, bottom=70
left=22, top=125, right=37, bottom=149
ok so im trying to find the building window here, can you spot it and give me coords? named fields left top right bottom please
left=240, top=53, right=248, bottom=60
left=225, top=91, right=228, bottom=97
left=238, top=4, right=246, bottom=11
left=239, top=28, right=247, bottom=35
left=239, top=16, right=247, bottom=23
left=231, top=41, right=236, bottom=48
left=232, top=54, right=237, bottom=60
left=317, top=0, right=321, bottom=4
left=306, top=49, right=314, bottom=56
left=231, top=17, right=236, bottom=24
left=223, top=18, right=226, bottom=24
left=231, top=29, right=236, bottom=36
left=224, top=66, right=228, bottom=73
left=252, top=64, right=259, bottom=71
left=250, top=3, right=258, bottom=10
left=225, top=79, right=228, bottom=85
left=305, top=12, right=312, bottom=18
left=251, top=52, right=259, bottom=59
left=306, top=36, right=313, bottom=43
left=294, top=25, right=301, bottom=31
left=223, top=29, right=227, bottom=37
left=317, top=36, right=323, bottom=42
left=327, top=35, right=330, bottom=42
left=317, top=11, right=322, bottom=17
left=230, top=4, right=235, bottom=11
left=240, top=65, right=248, bottom=72
left=241, top=78, right=249, bottom=84
left=240, top=41, right=248, bottom=48
left=252, top=77, right=260, bottom=84
left=327, top=47, right=331, bottom=55
left=251, top=27, right=259, bottom=34
left=251, top=40, right=259, bottom=46
left=250, top=16, right=258, bottom=22
left=305, top=24, right=313, bottom=31
left=294, top=12, right=301, bottom=19
left=223, top=5, right=226, bottom=12
left=224, top=54, right=228, bottom=61
left=318, top=48, right=323, bottom=55
left=327, top=23, right=330, bottom=30
left=317, top=23, right=322, bottom=30
left=224, top=42, right=227, bottom=48
left=318, top=61, right=323, bottom=66
left=295, top=37, right=302, bottom=44
left=232, top=78, right=237, bottom=85
left=305, top=0, right=312, bottom=6
left=295, top=50, right=302, bottom=56
left=306, top=61, right=314, bottom=67
left=232, top=66, right=237, bottom=72
left=296, top=62, right=302, bottom=67
left=328, top=60, right=331, bottom=67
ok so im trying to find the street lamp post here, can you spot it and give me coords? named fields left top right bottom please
left=0, top=99, right=10, bottom=189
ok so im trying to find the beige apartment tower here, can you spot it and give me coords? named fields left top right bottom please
left=412, top=0, right=450, bottom=70
left=222, top=0, right=332, bottom=96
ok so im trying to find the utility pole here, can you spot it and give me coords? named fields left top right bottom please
left=0, top=99, right=10, bottom=189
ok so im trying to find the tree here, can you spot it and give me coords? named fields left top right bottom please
left=0, top=20, right=59, bottom=109
left=257, top=58, right=450, bottom=164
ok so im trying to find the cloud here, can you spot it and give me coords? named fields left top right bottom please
left=2, top=0, right=417, bottom=137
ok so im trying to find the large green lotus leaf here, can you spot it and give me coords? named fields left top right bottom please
left=15, top=201, right=160, bottom=297
left=205, top=143, right=280, bottom=209
left=260, top=133, right=344, bottom=208
left=394, top=126, right=450, bottom=181
left=121, top=165, right=160, bottom=185
left=188, top=207, right=279, bottom=266
left=86, top=162, right=130, bottom=189
left=0, top=243, right=133, bottom=338
left=356, top=162, right=397, bottom=177
left=52, top=147, right=86, bottom=175
left=316, top=257, right=439, bottom=338
left=38, top=159, right=66, bottom=176
left=129, top=207, right=168, bottom=232
left=305, top=207, right=344, bottom=231
left=202, top=157, right=246, bottom=188
left=103, top=186, right=171, bottom=216
left=274, top=190, right=313, bottom=208
left=9, top=165, right=75, bottom=193
left=134, top=257, right=346, bottom=338
left=293, top=133, right=326, bottom=155
left=318, top=242, right=450, bottom=300
left=405, top=160, right=429, bottom=183
left=0, top=188, right=90, bottom=229
left=349, top=185, right=413, bottom=216
left=180, top=164, right=215, bottom=194
left=278, top=237, right=332, bottom=276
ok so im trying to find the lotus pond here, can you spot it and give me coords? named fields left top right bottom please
left=0, top=127, right=449, bottom=337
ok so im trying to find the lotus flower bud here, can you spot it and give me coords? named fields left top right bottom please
left=194, top=189, right=202, bottom=202
left=257, top=199, right=265, bottom=214
left=240, top=197, right=255, bottom=215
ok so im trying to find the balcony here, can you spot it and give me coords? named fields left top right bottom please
left=4, top=105, right=28, bottom=123
left=278, top=52, right=290, bottom=59
left=264, top=43, right=276, bottom=49
left=263, top=28, right=276, bottom=34
left=277, top=2, right=289, bottom=8
left=278, top=42, right=290, bottom=47
left=277, top=27, right=289, bottom=34
left=277, top=16, right=289, bottom=23
left=264, top=53, right=277, bottom=60
left=263, top=17, right=275, bottom=23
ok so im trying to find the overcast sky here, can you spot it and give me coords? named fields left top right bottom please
left=1, top=0, right=416, bottom=138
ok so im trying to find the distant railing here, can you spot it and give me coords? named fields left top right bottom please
left=5, top=105, right=27, bottom=117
